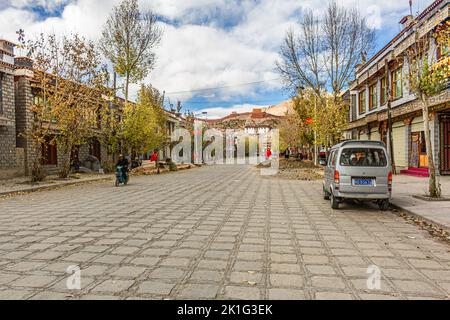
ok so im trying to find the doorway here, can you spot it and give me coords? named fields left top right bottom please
left=441, top=115, right=450, bottom=174
left=410, top=131, right=428, bottom=168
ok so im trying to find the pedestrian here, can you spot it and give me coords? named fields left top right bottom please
left=150, top=150, right=159, bottom=168
left=266, top=147, right=272, bottom=160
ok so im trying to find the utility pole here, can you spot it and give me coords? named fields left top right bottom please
left=385, top=58, right=396, bottom=174
left=314, top=93, right=318, bottom=166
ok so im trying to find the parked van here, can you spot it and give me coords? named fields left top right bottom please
left=323, top=141, right=392, bottom=210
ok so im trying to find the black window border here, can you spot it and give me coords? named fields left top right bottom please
left=339, top=147, right=389, bottom=168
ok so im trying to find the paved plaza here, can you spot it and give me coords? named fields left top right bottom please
left=0, top=165, right=449, bottom=300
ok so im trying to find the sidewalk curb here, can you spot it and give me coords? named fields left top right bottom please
left=0, top=176, right=113, bottom=198
left=390, top=201, right=450, bottom=234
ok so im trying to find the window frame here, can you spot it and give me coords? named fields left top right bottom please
left=358, top=89, right=367, bottom=115
left=380, top=77, right=387, bottom=105
left=339, top=147, right=388, bottom=168
left=391, top=67, right=403, bottom=100
left=437, top=41, right=449, bottom=60
left=327, top=150, right=335, bottom=167
left=369, top=83, right=378, bottom=111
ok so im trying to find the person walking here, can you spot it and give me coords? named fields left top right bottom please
left=266, top=147, right=272, bottom=160
left=150, top=150, right=159, bottom=168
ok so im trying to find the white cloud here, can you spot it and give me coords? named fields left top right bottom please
left=0, top=0, right=422, bottom=106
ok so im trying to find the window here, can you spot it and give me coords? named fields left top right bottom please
left=332, top=151, right=338, bottom=167
left=327, top=151, right=334, bottom=167
left=369, top=84, right=378, bottom=111
left=380, top=77, right=387, bottom=105
left=358, top=90, right=366, bottom=115
left=350, top=94, right=357, bottom=121
left=392, top=68, right=403, bottom=99
left=437, top=41, right=449, bottom=60
left=339, top=148, right=388, bottom=167
left=33, top=94, right=44, bottom=106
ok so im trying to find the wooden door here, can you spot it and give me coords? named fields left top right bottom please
left=410, top=132, right=420, bottom=168
left=418, top=132, right=428, bottom=168
left=42, top=136, right=57, bottom=166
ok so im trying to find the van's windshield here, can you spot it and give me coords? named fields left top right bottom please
left=340, top=148, right=387, bottom=167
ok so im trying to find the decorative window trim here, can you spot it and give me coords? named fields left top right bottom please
left=391, top=67, right=403, bottom=100
left=369, top=83, right=378, bottom=111
left=358, top=89, right=367, bottom=115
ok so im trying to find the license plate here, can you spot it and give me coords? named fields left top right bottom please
left=353, top=179, right=373, bottom=186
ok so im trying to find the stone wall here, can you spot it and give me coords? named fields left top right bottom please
left=0, top=73, right=17, bottom=172
left=15, top=76, right=38, bottom=176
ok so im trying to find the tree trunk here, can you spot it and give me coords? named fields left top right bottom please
left=59, top=140, right=72, bottom=179
left=421, top=95, right=441, bottom=198
left=125, top=72, right=130, bottom=103
left=31, top=157, right=46, bottom=182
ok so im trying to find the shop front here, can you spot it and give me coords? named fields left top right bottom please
left=440, top=112, right=450, bottom=175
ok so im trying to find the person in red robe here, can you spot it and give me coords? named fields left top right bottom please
left=266, top=147, right=272, bottom=160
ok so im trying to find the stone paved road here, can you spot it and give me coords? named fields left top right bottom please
left=0, top=165, right=450, bottom=300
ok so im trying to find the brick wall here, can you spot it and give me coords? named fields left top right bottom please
left=15, top=76, right=39, bottom=176
left=0, top=73, right=17, bottom=174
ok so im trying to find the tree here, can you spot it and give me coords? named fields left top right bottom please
left=97, top=100, right=124, bottom=171
left=290, top=90, right=347, bottom=150
left=277, top=11, right=324, bottom=97
left=27, top=33, right=109, bottom=179
left=100, top=0, right=162, bottom=102
left=123, top=85, right=167, bottom=155
left=405, top=24, right=449, bottom=198
left=279, top=106, right=310, bottom=152
left=276, top=0, right=375, bottom=97
left=323, top=1, right=375, bottom=98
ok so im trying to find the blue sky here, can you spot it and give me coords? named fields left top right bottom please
left=1, top=0, right=427, bottom=118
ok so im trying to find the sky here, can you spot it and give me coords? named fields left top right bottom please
left=0, top=0, right=431, bottom=118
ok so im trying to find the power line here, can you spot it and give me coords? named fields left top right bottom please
left=165, top=78, right=282, bottom=95
left=183, top=99, right=285, bottom=104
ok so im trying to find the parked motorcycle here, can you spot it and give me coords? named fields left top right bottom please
left=115, top=165, right=129, bottom=187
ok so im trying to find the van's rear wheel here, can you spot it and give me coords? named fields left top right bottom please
left=330, top=193, right=339, bottom=210
left=378, top=200, right=390, bottom=211
left=323, top=187, right=330, bottom=200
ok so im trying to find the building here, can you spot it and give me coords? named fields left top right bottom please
left=206, top=108, right=283, bottom=133
left=13, top=56, right=118, bottom=176
left=159, top=110, right=186, bottom=160
left=0, top=40, right=25, bottom=178
left=344, top=0, right=450, bottom=176
left=263, top=100, right=295, bottom=117
left=204, top=108, right=284, bottom=156
left=0, top=42, right=126, bottom=178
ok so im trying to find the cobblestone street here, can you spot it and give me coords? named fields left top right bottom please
left=0, top=165, right=449, bottom=300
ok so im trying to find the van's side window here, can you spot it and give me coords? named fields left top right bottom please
left=332, top=151, right=338, bottom=167
left=327, top=151, right=334, bottom=167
